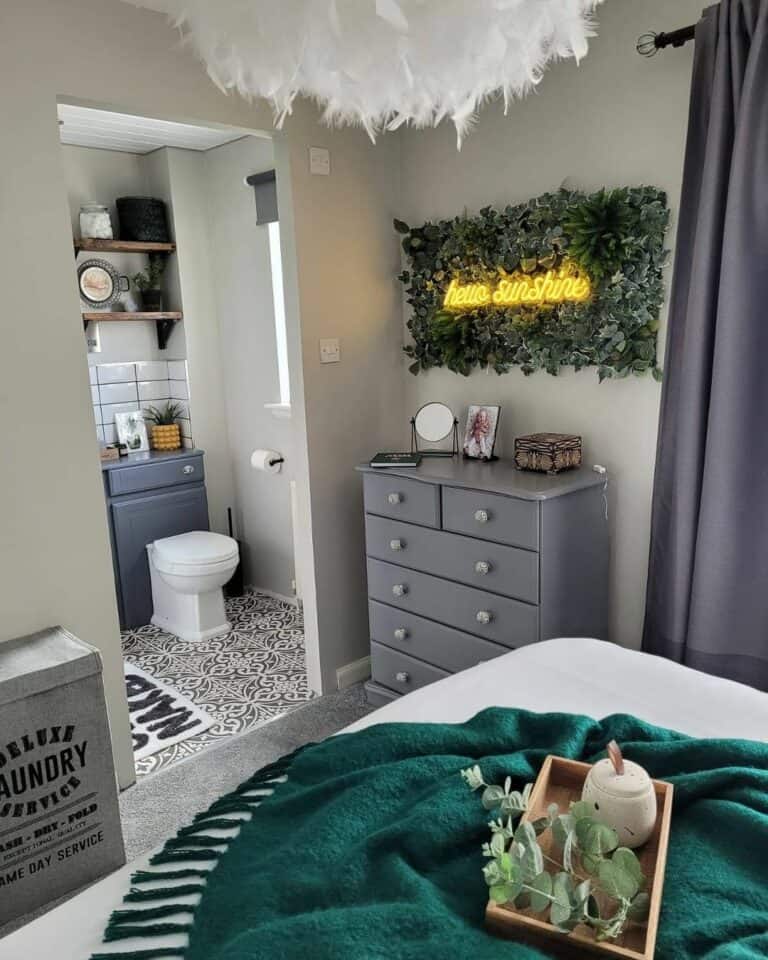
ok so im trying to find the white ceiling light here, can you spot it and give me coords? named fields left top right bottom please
left=148, top=0, right=603, bottom=147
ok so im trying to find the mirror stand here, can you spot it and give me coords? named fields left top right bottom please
left=410, top=417, right=459, bottom=458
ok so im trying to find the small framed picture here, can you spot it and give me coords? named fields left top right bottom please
left=115, top=411, right=149, bottom=452
left=462, top=404, right=501, bottom=461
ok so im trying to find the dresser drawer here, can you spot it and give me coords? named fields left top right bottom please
left=363, top=473, right=440, bottom=528
left=365, top=515, right=539, bottom=604
left=364, top=680, right=401, bottom=706
left=370, top=641, right=449, bottom=696
left=107, top=456, right=204, bottom=497
left=442, top=485, right=538, bottom=550
left=367, top=558, right=538, bottom=648
left=369, top=600, right=507, bottom=673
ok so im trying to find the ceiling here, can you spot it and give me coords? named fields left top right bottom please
left=57, top=103, right=245, bottom=154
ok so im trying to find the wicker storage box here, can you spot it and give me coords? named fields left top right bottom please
left=515, top=433, right=582, bottom=475
left=0, top=627, right=125, bottom=925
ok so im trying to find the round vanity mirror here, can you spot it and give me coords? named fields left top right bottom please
left=414, top=402, right=455, bottom=443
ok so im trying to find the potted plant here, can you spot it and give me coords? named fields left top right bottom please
left=143, top=401, right=184, bottom=451
left=132, top=257, right=166, bottom=311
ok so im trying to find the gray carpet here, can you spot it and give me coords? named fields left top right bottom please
left=0, top=684, right=375, bottom=940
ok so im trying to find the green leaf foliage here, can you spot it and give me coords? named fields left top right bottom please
left=464, top=767, right=649, bottom=945
left=395, top=186, right=669, bottom=380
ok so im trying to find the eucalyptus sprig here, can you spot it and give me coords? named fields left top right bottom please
left=462, top=766, right=650, bottom=942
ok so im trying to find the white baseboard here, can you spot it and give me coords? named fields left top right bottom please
left=336, top=655, right=372, bottom=690
left=248, top=585, right=300, bottom=606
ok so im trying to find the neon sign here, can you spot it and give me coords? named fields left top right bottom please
left=442, top=263, right=591, bottom=311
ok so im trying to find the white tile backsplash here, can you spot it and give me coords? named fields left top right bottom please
left=135, top=361, right=169, bottom=382
left=92, top=360, right=191, bottom=447
left=138, top=380, right=170, bottom=402
left=101, top=401, right=142, bottom=424
left=99, top=381, right=139, bottom=405
left=169, top=379, right=189, bottom=400
left=97, top=363, right=136, bottom=384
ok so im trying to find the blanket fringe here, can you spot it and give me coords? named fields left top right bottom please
left=89, top=745, right=308, bottom=960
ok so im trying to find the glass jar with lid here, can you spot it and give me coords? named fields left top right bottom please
left=79, top=202, right=113, bottom=240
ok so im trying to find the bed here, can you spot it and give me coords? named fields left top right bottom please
left=3, top=637, right=768, bottom=960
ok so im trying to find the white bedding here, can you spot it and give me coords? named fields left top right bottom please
left=3, top=638, right=767, bottom=959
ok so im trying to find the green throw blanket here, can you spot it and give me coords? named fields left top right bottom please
left=94, top=709, right=768, bottom=959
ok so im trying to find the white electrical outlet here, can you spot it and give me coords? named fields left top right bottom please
left=86, top=322, right=101, bottom=353
left=319, top=338, right=340, bottom=363
left=309, top=146, right=330, bottom=176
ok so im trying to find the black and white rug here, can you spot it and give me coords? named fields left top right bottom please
left=121, top=589, right=312, bottom=776
left=125, top=662, right=215, bottom=762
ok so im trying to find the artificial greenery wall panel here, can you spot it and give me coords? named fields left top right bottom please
left=396, top=187, right=669, bottom=380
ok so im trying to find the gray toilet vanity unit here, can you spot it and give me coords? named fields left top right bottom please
left=357, top=458, right=609, bottom=705
left=102, top=449, right=209, bottom=629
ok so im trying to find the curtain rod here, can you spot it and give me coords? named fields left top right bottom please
left=636, top=25, right=696, bottom=57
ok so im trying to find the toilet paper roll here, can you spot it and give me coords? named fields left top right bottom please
left=250, top=449, right=283, bottom=474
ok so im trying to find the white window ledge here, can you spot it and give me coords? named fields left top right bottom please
left=264, top=402, right=292, bottom=420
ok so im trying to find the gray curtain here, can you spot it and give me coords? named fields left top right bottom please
left=643, top=0, right=768, bottom=688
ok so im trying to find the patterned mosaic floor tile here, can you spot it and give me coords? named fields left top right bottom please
left=122, top=589, right=312, bottom=776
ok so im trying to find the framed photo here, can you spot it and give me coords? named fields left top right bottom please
left=462, top=404, right=501, bottom=461
left=115, top=411, right=149, bottom=452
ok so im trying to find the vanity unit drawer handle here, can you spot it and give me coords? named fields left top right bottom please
left=182, top=464, right=195, bottom=475
left=474, top=560, right=491, bottom=575
left=387, top=492, right=403, bottom=505
left=395, top=671, right=410, bottom=683
left=392, top=583, right=408, bottom=597
left=393, top=627, right=409, bottom=641
left=390, top=538, right=405, bottom=551
left=476, top=610, right=493, bottom=625
left=474, top=509, right=489, bottom=523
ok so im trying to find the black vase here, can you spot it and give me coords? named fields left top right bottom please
left=139, top=289, right=163, bottom=311
left=116, top=197, right=169, bottom=242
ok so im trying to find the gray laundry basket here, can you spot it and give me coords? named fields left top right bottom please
left=0, top=627, right=125, bottom=925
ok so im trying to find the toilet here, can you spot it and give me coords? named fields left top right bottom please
left=147, top=531, right=240, bottom=641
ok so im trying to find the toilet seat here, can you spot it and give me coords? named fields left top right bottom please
left=153, top=531, right=239, bottom=577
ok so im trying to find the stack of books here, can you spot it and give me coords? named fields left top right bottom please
left=369, top=452, right=422, bottom=468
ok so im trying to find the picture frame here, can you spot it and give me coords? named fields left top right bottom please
left=114, top=411, right=149, bottom=453
left=462, top=404, right=501, bottom=461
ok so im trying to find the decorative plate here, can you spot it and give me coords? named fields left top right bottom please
left=77, top=258, right=126, bottom=307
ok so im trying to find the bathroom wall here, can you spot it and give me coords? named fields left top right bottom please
left=397, top=0, right=704, bottom=650
left=61, top=144, right=187, bottom=364
left=202, top=136, right=296, bottom=597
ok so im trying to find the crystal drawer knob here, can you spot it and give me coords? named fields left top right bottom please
left=390, top=539, right=404, bottom=551
left=476, top=610, right=492, bottom=625
left=393, top=627, right=408, bottom=641
left=182, top=465, right=195, bottom=475
left=395, top=671, right=410, bottom=683
left=474, top=509, right=489, bottom=523
left=392, top=583, right=408, bottom=597
left=387, top=492, right=403, bottom=505
left=475, top=560, right=491, bottom=576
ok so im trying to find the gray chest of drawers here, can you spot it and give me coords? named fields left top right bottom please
left=356, top=458, right=609, bottom=705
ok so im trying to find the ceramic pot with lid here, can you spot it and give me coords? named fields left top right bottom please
left=581, top=741, right=657, bottom=849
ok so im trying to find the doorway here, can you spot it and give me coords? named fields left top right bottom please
left=59, top=102, right=314, bottom=776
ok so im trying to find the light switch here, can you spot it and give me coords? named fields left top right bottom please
left=319, top=338, right=341, bottom=363
left=309, top=146, right=331, bottom=176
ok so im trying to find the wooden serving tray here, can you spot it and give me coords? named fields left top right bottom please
left=485, top=755, right=673, bottom=960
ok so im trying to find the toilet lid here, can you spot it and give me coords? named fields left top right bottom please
left=153, top=531, right=238, bottom=566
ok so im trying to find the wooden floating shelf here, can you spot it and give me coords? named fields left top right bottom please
left=74, top=238, right=176, bottom=254
left=82, top=312, right=182, bottom=350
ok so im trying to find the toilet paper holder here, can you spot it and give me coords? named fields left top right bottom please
left=268, top=456, right=284, bottom=467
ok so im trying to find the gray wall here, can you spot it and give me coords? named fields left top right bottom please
left=203, top=136, right=296, bottom=597
left=0, top=0, right=404, bottom=786
left=396, top=0, right=704, bottom=649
